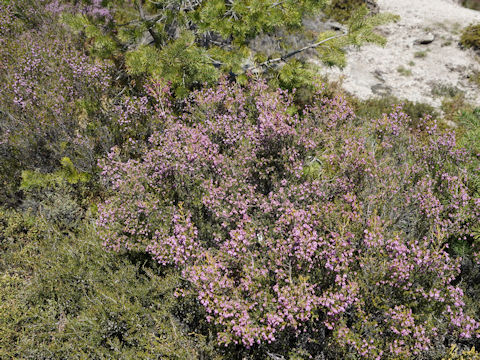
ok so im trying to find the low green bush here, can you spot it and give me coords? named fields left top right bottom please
left=443, top=345, right=480, bottom=360
left=460, top=24, right=480, bottom=51
left=0, top=209, right=222, bottom=359
left=462, top=0, right=480, bottom=11
left=353, top=96, right=438, bottom=125
left=457, top=107, right=480, bottom=194
left=325, top=0, right=373, bottom=22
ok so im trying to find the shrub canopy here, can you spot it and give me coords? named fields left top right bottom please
left=98, top=79, right=480, bottom=358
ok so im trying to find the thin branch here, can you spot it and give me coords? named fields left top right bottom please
left=270, top=1, right=286, bottom=8
left=205, top=55, right=224, bottom=67
left=116, top=13, right=164, bottom=27
left=136, top=0, right=161, bottom=44
left=137, top=0, right=146, bottom=19
left=245, top=32, right=347, bottom=72
left=267, top=352, right=286, bottom=360
left=180, top=0, right=203, bottom=12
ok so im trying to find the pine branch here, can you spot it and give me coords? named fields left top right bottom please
left=245, top=32, right=346, bottom=72
left=116, top=13, right=165, bottom=27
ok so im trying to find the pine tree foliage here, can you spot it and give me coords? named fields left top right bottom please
left=315, top=6, right=398, bottom=67
left=60, top=0, right=395, bottom=95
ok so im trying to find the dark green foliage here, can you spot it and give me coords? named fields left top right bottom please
left=61, top=0, right=329, bottom=95
left=462, top=0, right=480, bottom=11
left=59, top=0, right=395, bottom=96
left=457, top=107, right=480, bottom=195
left=325, top=0, right=376, bottom=23
left=17, top=158, right=96, bottom=230
left=0, top=173, right=220, bottom=358
left=0, top=209, right=222, bottom=359
left=460, top=24, right=480, bottom=51
left=0, top=142, right=21, bottom=206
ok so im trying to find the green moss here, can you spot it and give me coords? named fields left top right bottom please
left=469, top=70, right=480, bottom=88
left=460, top=24, right=480, bottom=51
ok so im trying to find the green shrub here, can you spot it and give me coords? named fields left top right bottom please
left=414, top=50, right=428, bottom=58
left=353, top=96, right=438, bottom=125
left=441, top=94, right=470, bottom=122
left=460, top=24, right=480, bottom=51
left=325, top=0, right=372, bottom=23
left=443, top=345, right=480, bottom=360
left=431, top=83, right=464, bottom=98
left=97, top=79, right=480, bottom=358
left=397, top=65, right=413, bottom=76
left=462, top=0, right=480, bottom=11
left=0, top=209, right=223, bottom=359
left=457, top=107, right=480, bottom=194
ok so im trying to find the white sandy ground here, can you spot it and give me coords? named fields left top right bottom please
left=315, top=0, right=480, bottom=109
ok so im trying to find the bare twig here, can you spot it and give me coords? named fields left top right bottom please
left=267, top=352, right=286, bottom=360
left=137, top=0, right=145, bottom=19
left=116, top=13, right=164, bottom=27
left=270, top=1, right=285, bottom=8
left=136, top=0, right=161, bottom=44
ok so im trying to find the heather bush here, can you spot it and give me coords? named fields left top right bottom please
left=0, top=11, right=112, bottom=168
left=0, top=0, right=397, bottom=207
left=2, top=1, right=480, bottom=358
left=0, top=0, right=172, bottom=206
left=98, top=79, right=480, bottom=358
left=0, top=1, right=118, bottom=205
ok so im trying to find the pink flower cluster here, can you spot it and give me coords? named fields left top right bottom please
left=98, top=78, right=480, bottom=357
left=45, top=0, right=112, bottom=20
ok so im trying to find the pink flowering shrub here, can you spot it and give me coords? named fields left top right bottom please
left=98, top=79, right=480, bottom=358
left=0, top=8, right=112, bottom=169
left=0, top=1, right=149, bottom=205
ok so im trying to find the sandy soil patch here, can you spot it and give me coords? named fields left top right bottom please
left=316, top=0, right=480, bottom=108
